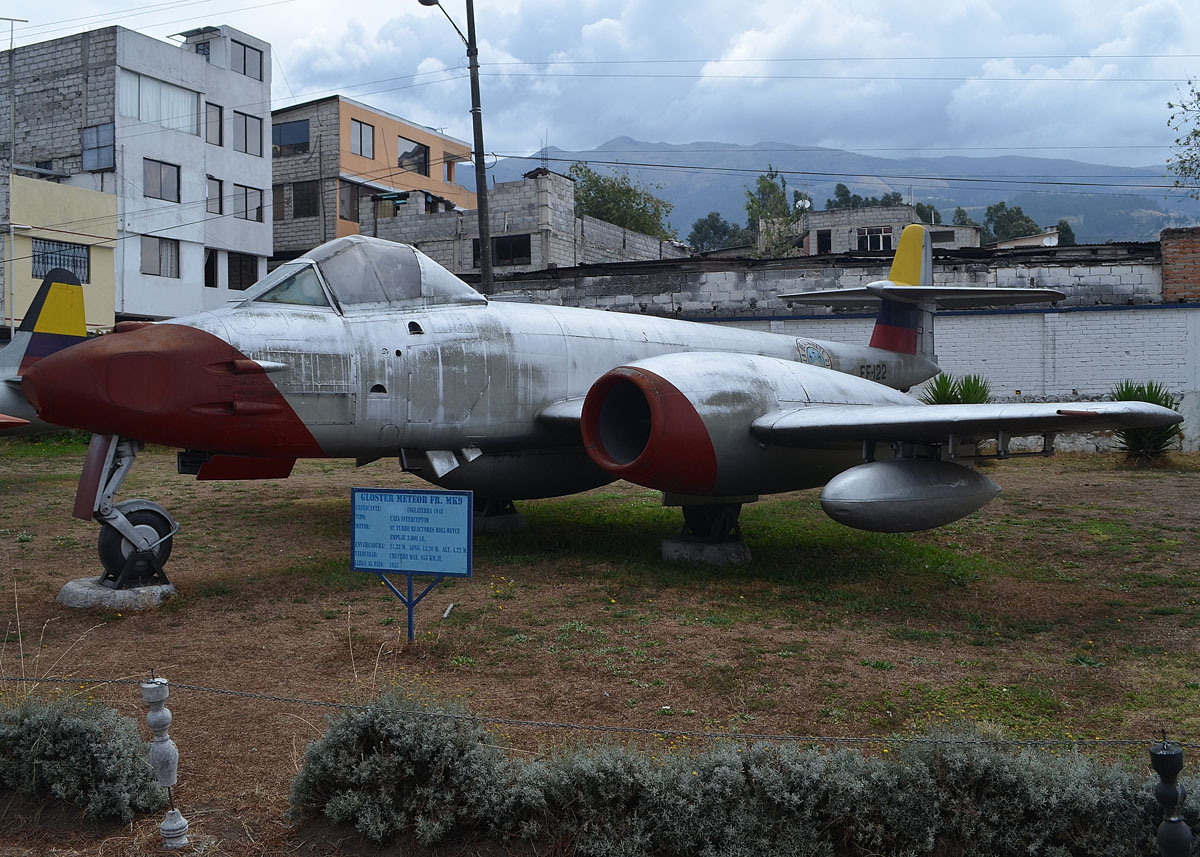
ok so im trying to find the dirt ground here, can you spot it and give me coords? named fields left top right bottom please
left=1, top=442, right=1199, bottom=855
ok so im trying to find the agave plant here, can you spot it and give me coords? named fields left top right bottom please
left=918, top=373, right=992, bottom=405
left=1110, top=380, right=1183, bottom=465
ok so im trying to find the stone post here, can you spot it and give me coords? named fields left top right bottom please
left=141, top=677, right=189, bottom=849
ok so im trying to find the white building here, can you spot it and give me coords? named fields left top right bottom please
left=1, top=24, right=272, bottom=326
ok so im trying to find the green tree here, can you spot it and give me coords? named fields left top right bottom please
left=1056, top=219, right=1077, bottom=246
left=568, top=162, right=675, bottom=240
left=1167, top=78, right=1200, bottom=198
left=824, top=182, right=905, bottom=210
left=687, top=211, right=751, bottom=252
left=745, top=166, right=810, bottom=257
left=983, top=202, right=1041, bottom=244
left=952, top=206, right=980, bottom=228
left=914, top=202, right=943, bottom=225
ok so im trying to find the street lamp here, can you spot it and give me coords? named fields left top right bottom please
left=418, top=0, right=493, bottom=294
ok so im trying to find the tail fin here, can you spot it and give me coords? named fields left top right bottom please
left=779, top=223, right=1065, bottom=362
left=867, top=224, right=933, bottom=355
left=2, top=267, right=87, bottom=376
left=0, top=268, right=86, bottom=432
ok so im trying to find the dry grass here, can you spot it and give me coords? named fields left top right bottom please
left=1, top=439, right=1199, bottom=854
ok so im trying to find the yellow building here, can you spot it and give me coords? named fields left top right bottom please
left=8, top=174, right=116, bottom=332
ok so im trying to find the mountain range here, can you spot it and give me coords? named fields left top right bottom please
left=475, top=138, right=1200, bottom=244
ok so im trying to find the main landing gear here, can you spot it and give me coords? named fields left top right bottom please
left=77, top=435, right=178, bottom=588
left=663, top=499, right=753, bottom=566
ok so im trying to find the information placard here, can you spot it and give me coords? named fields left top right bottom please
left=351, top=488, right=473, bottom=577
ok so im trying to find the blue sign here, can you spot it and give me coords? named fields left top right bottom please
left=351, top=488, right=473, bottom=577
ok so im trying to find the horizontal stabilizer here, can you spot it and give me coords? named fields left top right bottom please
left=781, top=282, right=1066, bottom=309
left=752, top=400, right=1182, bottom=447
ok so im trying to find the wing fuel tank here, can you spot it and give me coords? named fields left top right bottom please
left=820, top=459, right=1000, bottom=532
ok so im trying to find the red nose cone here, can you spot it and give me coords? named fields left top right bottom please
left=23, top=323, right=322, bottom=457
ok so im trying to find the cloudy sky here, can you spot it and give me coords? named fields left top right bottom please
left=9, top=0, right=1200, bottom=171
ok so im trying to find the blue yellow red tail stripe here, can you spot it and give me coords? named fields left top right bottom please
left=15, top=268, right=87, bottom=375
left=867, top=225, right=932, bottom=355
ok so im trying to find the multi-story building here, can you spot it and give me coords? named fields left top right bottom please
left=803, top=206, right=980, bottom=255
left=363, top=167, right=688, bottom=275
left=270, top=95, right=476, bottom=264
left=1, top=24, right=273, bottom=329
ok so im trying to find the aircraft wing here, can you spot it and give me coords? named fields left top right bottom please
left=782, top=283, right=1066, bottom=309
left=751, top=400, right=1181, bottom=446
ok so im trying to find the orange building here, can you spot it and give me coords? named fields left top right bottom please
left=270, top=95, right=476, bottom=262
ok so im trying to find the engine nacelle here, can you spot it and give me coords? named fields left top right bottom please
left=581, top=352, right=859, bottom=496
left=820, top=459, right=1000, bottom=532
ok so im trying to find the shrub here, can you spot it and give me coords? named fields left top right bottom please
left=288, top=688, right=513, bottom=845
left=919, top=372, right=992, bottom=405
left=293, top=687, right=1193, bottom=856
left=1110, top=380, right=1183, bottom=465
left=0, top=695, right=166, bottom=821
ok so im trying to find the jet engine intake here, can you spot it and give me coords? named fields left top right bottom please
left=580, top=352, right=831, bottom=496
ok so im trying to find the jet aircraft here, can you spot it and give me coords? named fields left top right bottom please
left=0, top=268, right=87, bottom=434
left=22, top=225, right=1181, bottom=576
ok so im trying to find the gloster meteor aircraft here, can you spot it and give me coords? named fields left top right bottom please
left=0, top=268, right=87, bottom=434
left=22, top=225, right=1181, bottom=576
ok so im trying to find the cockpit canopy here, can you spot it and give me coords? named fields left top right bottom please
left=243, top=235, right=487, bottom=313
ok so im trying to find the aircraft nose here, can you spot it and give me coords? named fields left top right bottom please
left=23, top=323, right=321, bottom=456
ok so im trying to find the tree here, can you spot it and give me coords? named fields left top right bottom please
left=982, top=202, right=1041, bottom=244
left=568, top=162, right=675, bottom=240
left=824, top=183, right=905, bottom=210
left=1056, top=219, right=1077, bottom=246
left=745, top=166, right=810, bottom=257
left=914, top=203, right=942, bottom=225
left=1168, top=78, right=1200, bottom=198
left=687, top=212, right=751, bottom=252
left=952, top=206, right=980, bottom=228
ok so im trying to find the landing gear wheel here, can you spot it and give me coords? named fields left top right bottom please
left=97, top=503, right=174, bottom=580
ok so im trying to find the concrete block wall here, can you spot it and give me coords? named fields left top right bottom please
left=272, top=99, right=342, bottom=257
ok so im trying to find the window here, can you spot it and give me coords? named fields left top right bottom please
left=233, top=111, right=262, bottom=156
left=231, top=40, right=262, bottom=80
left=293, top=180, right=320, bottom=218
left=33, top=239, right=89, bottom=282
left=81, top=123, right=114, bottom=171
left=929, top=230, right=956, bottom=244
left=473, top=234, right=532, bottom=268
left=397, top=135, right=429, bottom=176
left=233, top=185, right=263, bottom=222
left=856, top=226, right=893, bottom=252
left=118, top=70, right=199, bottom=135
left=273, top=185, right=285, bottom=221
left=144, top=158, right=180, bottom=202
left=350, top=119, right=373, bottom=158
left=816, top=229, right=832, bottom=254
left=206, top=103, right=222, bottom=146
left=195, top=41, right=210, bottom=61
left=339, top=180, right=362, bottom=222
left=228, top=252, right=259, bottom=290
left=204, top=249, right=218, bottom=288
left=207, top=176, right=223, bottom=215
left=141, top=236, right=180, bottom=278
left=272, top=119, right=309, bottom=156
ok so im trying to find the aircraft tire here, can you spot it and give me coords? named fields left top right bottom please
left=97, top=506, right=174, bottom=578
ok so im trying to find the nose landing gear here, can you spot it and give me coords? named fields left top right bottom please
left=77, top=434, right=179, bottom=588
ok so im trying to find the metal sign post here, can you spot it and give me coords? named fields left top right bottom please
left=350, top=488, right=473, bottom=641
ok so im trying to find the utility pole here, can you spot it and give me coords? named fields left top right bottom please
left=3, top=17, right=27, bottom=337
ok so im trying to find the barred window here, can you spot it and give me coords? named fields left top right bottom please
left=32, top=239, right=90, bottom=282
